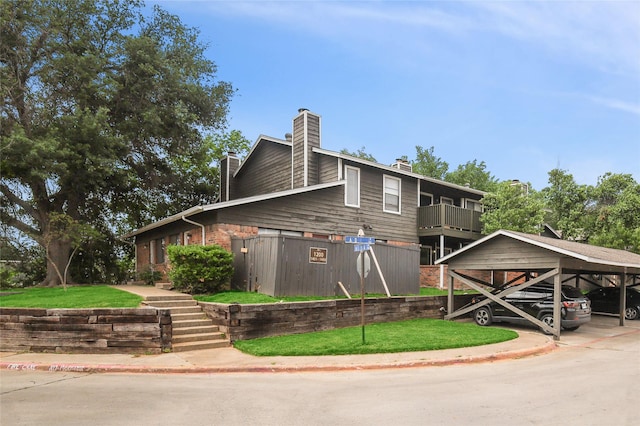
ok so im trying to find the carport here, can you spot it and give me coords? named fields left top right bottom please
left=436, top=230, right=640, bottom=340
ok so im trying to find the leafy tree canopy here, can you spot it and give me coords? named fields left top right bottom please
left=585, top=173, right=640, bottom=253
left=541, top=169, right=589, bottom=240
left=480, top=181, right=545, bottom=234
left=340, top=146, right=377, bottom=162
left=411, top=146, right=449, bottom=180
left=444, top=160, right=499, bottom=192
left=0, top=0, right=235, bottom=285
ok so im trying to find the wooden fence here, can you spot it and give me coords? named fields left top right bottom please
left=231, top=235, right=420, bottom=297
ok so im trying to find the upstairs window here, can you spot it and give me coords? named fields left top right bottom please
left=383, top=175, right=401, bottom=214
left=345, top=165, right=360, bottom=207
left=440, top=196, right=454, bottom=206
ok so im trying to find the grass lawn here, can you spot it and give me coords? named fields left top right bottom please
left=195, top=287, right=475, bottom=304
left=0, top=286, right=143, bottom=308
left=234, top=318, right=518, bottom=356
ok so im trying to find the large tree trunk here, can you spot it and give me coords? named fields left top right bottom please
left=41, top=239, right=73, bottom=287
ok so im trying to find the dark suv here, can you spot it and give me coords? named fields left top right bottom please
left=472, top=283, right=591, bottom=333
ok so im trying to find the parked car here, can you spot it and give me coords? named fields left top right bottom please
left=585, top=286, right=640, bottom=320
left=471, top=283, right=591, bottom=334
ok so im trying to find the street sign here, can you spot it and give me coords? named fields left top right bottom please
left=356, top=252, right=371, bottom=279
left=353, top=244, right=370, bottom=252
left=345, top=236, right=376, bottom=245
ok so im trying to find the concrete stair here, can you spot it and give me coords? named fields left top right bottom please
left=143, top=294, right=229, bottom=352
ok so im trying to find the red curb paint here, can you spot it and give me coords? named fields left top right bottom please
left=0, top=341, right=557, bottom=375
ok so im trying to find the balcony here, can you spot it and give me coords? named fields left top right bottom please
left=417, top=204, right=484, bottom=240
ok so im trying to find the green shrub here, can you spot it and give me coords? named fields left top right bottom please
left=138, top=266, right=162, bottom=286
left=167, top=244, right=234, bottom=294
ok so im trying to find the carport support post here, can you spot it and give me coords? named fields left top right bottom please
left=619, top=270, right=627, bottom=327
left=447, top=272, right=454, bottom=316
left=553, top=270, right=562, bottom=340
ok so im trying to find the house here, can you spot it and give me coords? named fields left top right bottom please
left=126, top=109, right=486, bottom=294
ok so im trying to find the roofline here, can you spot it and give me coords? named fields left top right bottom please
left=435, top=229, right=640, bottom=269
left=313, top=147, right=486, bottom=196
left=122, top=181, right=345, bottom=238
left=234, top=135, right=291, bottom=177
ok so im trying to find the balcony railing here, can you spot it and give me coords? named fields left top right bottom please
left=417, top=204, right=483, bottom=236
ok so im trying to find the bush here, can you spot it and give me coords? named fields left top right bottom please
left=167, top=244, right=234, bottom=294
left=138, top=266, right=162, bottom=286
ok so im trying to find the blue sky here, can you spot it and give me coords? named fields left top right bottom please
left=152, top=0, right=639, bottom=191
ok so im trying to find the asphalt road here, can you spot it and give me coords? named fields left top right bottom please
left=1, top=317, right=638, bottom=426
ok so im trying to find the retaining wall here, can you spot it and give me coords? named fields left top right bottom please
left=0, top=308, right=172, bottom=354
left=200, top=294, right=475, bottom=342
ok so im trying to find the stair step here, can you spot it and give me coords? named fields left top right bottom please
left=161, top=306, right=203, bottom=315
left=172, top=340, right=230, bottom=352
left=145, top=295, right=193, bottom=301
left=173, top=319, right=216, bottom=328
left=155, top=282, right=173, bottom=290
left=172, top=332, right=226, bottom=344
left=171, top=312, right=208, bottom=322
left=172, top=325, right=220, bottom=335
left=144, top=300, right=198, bottom=308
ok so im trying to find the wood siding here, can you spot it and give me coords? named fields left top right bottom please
left=447, top=236, right=561, bottom=270
left=348, top=160, right=419, bottom=243
left=234, top=142, right=292, bottom=198
left=318, top=155, right=339, bottom=183
left=217, top=184, right=419, bottom=244
left=292, top=111, right=320, bottom=188
left=231, top=235, right=419, bottom=297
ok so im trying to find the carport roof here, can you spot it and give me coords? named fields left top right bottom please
left=436, top=229, right=640, bottom=272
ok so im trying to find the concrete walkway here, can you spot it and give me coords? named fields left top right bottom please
left=0, top=285, right=557, bottom=374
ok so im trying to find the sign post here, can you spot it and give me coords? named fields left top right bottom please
left=345, top=229, right=375, bottom=344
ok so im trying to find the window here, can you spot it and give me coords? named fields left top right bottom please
left=420, top=192, right=433, bottom=206
left=345, top=166, right=360, bottom=207
left=465, top=199, right=483, bottom=212
left=383, top=175, right=401, bottom=213
left=169, top=234, right=181, bottom=246
left=440, top=196, right=454, bottom=205
left=155, top=238, right=165, bottom=264
left=420, top=246, right=433, bottom=265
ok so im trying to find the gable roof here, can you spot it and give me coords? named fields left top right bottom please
left=123, top=181, right=345, bottom=238
left=435, top=229, right=640, bottom=271
left=234, top=135, right=291, bottom=177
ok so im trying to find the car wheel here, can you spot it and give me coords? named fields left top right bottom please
left=473, top=307, right=492, bottom=326
left=625, top=306, right=639, bottom=320
left=539, top=313, right=554, bottom=335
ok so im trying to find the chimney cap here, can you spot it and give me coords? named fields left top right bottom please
left=298, top=108, right=309, bottom=113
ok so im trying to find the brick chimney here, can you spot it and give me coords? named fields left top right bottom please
left=220, top=152, right=240, bottom=201
left=292, top=108, right=321, bottom=188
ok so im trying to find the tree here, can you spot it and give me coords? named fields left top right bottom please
left=444, top=160, right=499, bottom=192
left=480, top=181, right=546, bottom=234
left=411, top=146, right=449, bottom=180
left=340, top=146, right=377, bottom=162
left=0, top=0, right=234, bottom=285
left=41, top=213, right=99, bottom=289
left=585, top=173, right=640, bottom=253
left=541, top=169, right=589, bottom=240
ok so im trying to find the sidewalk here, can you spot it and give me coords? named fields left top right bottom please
left=0, top=286, right=557, bottom=374
left=0, top=332, right=555, bottom=374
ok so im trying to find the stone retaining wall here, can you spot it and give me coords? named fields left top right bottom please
left=200, top=295, right=475, bottom=342
left=0, top=308, right=172, bottom=354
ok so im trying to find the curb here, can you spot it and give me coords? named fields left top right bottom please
left=0, top=340, right=557, bottom=375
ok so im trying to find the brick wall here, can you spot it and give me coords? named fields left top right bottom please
left=200, top=294, right=475, bottom=342
left=0, top=308, right=172, bottom=354
left=420, top=266, right=524, bottom=289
